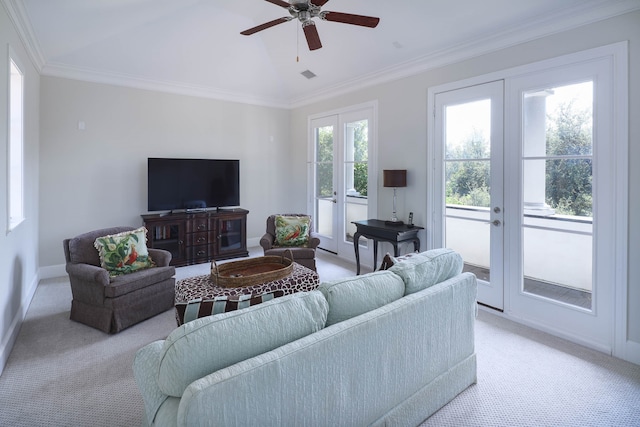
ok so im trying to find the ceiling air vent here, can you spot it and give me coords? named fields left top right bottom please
left=301, top=70, right=317, bottom=79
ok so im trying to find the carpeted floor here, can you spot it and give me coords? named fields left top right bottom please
left=1, top=248, right=639, bottom=426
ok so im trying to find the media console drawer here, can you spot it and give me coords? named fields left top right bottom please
left=187, top=245, right=210, bottom=261
left=186, top=216, right=210, bottom=233
left=186, top=231, right=210, bottom=246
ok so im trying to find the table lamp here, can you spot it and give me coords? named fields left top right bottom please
left=383, top=169, right=407, bottom=225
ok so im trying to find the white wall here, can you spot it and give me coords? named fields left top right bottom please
left=2, top=5, right=637, bottom=369
left=0, top=3, right=40, bottom=373
left=38, top=77, right=292, bottom=269
left=290, top=11, right=640, bottom=360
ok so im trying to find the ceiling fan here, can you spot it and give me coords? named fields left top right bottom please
left=240, top=0, right=380, bottom=51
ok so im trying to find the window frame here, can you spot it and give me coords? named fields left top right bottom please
left=7, top=46, right=25, bottom=233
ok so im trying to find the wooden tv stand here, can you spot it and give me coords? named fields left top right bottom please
left=142, top=208, right=249, bottom=267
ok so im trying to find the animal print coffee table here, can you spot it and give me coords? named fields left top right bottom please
left=175, top=262, right=320, bottom=303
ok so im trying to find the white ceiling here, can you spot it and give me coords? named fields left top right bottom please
left=9, top=0, right=640, bottom=108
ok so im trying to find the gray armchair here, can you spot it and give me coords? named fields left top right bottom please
left=63, top=226, right=175, bottom=333
left=260, top=214, right=320, bottom=271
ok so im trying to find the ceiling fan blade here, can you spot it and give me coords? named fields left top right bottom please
left=265, top=0, right=292, bottom=9
left=303, top=21, right=322, bottom=51
left=241, top=17, right=291, bottom=35
left=310, top=0, right=330, bottom=6
left=321, top=11, right=380, bottom=28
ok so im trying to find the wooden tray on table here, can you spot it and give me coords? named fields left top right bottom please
left=210, top=250, right=294, bottom=288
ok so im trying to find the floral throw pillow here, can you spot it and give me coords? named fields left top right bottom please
left=274, top=215, right=310, bottom=247
left=94, top=227, right=155, bottom=277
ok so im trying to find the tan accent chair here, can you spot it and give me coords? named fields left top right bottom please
left=63, top=226, right=175, bottom=333
left=260, top=214, right=320, bottom=272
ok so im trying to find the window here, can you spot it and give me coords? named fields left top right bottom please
left=8, top=53, right=25, bottom=231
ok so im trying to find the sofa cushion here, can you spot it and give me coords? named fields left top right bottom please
left=94, top=227, right=155, bottom=277
left=157, top=290, right=328, bottom=397
left=264, top=246, right=315, bottom=259
left=389, top=248, right=463, bottom=295
left=174, top=290, right=285, bottom=326
left=318, top=270, right=405, bottom=326
left=105, top=265, right=175, bottom=298
left=274, top=215, right=310, bottom=246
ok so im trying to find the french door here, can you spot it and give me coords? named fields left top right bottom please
left=433, top=81, right=505, bottom=310
left=310, top=115, right=339, bottom=253
left=309, top=104, right=377, bottom=262
left=431, top=49, right=620, bottom=352
left=505, top=58, right=615, bottom=351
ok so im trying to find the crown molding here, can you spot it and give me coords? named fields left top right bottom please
left=289, top=0, right=640, bottom=108
left=41, top=62, right=291, bottom=109
left=1, top=0, right=45, bottom=71
left=6, top=0, right=640, bottom=110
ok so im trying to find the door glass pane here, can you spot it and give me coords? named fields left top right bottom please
left=315, top=163, right=333, bottom=198
left=522, top=82, right=593, bottom=309
left=344, top=119, right=368, bottom=244
left=315, top=125, right=334, bottom=236
left=444, top=100, right=492, bottom=282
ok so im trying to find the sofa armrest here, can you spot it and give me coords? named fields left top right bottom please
left=260, top=233, right=275, bottom=251
left=148, top=248, right=172, bottom=267
left=133, top=340, right=170, bottom=425
left=65, top=262, right=109, bottom=286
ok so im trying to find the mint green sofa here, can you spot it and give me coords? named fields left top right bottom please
left=134, top=249, right=477, bottom=426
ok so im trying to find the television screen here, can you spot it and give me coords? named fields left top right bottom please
left=147, top=158, right=240, bottom=212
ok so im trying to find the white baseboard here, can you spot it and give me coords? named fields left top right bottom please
left=479, top=306, right=612, bottom=354
left=622, top=339, right=640, bottom=365
left=480, top=305, right=640, bottom=366
left=38, top=264, right=66, bottom=280
left=0, top=272, right=39, bottom=376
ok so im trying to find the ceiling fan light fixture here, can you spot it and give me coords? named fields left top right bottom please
left=298, top=11, right=311, bottom=22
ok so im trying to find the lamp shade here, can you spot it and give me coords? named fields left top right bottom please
left=383, top=170, right=407, bottom=188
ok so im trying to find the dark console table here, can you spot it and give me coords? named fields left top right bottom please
left=352, top=219, right=424, bottom=275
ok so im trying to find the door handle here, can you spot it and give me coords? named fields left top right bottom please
left=492, top=220, right=501, bottom=226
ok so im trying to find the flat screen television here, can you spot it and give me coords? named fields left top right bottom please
left=147, top=158, right=240, bottom=212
